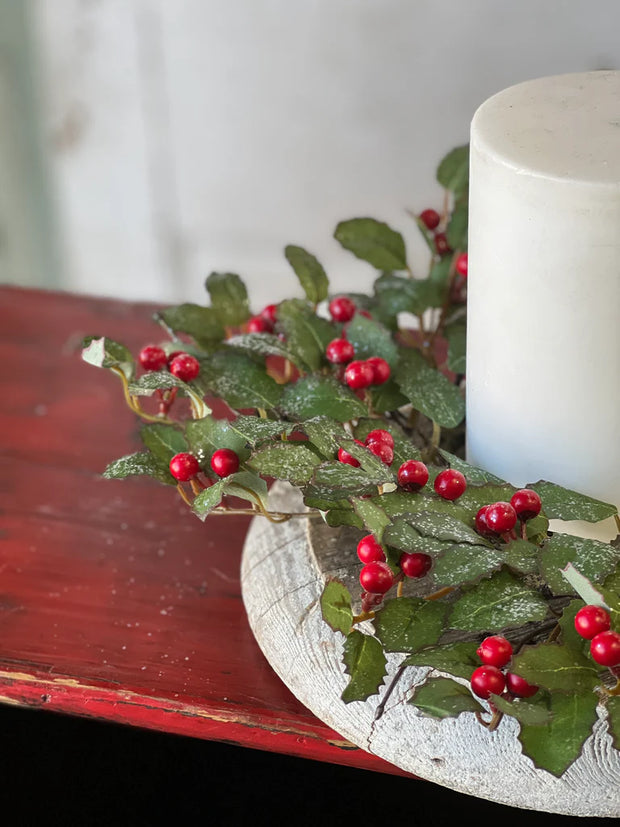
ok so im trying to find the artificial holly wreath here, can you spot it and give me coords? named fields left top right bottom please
left=82, top=145, right=620, bottom=779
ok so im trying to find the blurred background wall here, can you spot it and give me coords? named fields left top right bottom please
left=1, top=0, right=618, bottom=312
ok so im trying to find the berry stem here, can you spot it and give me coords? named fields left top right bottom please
left=374, top=661, right=409, bottom=721
left=352, top=610, right=376, bottom=624
left=176, top=483, right=194, bottom=507
left=112, top=367, right=175, bottom=425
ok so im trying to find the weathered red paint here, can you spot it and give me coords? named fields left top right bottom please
left=0, top=286, right=415, bottom=778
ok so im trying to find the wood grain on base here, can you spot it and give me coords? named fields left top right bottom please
left=241, top=482, right=620, bottom=817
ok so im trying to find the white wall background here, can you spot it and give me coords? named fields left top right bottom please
left=2, top=1, right=619, bottom=311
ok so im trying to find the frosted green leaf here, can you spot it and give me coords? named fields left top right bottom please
left=448, top=570, right=549, bottom=632
left=205, top=272, right=250, bottom=328
left=436, top=145, right=469, bottom=196
left=157, top=303, right=224, bottom=347
left=81, top=336, right=135, bottom=381
left=345, top=313, right=398, bottom=366
left=540, top=533, right=620, bottom=595
left=404, top=642, right=480, bottom=681
left=140, top=423, right=188, bottom=463
left=185, top=416, right=250, bottom=463
left=394, top=348, right=465, bottom=429
left=103, top=452, right=175, bottom=485
left=280, top=375, right=366, bottom=422
left=529, top=480, right=617, bottom=523
left=199, top=350, right=283, bottom=410
left=248, top=442, right=321, bottom=485
left=374, top=597, right=446, bottom=653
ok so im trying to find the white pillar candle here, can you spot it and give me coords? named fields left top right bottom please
left=466, top=71, right=620, bottom=541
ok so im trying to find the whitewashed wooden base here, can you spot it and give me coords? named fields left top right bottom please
left=240, top=482, right=620, bottom=817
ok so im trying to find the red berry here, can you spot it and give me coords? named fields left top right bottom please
left=357, top=535, right=386, bottom=564
left=477, top=635, right=513, bottom=668
left=139, top=345, right=167, bottom=372
left=434, top=468, right=467, bottom=500
left=506, top=672, right=538, bottom=698
left=575, top=605, right=611, bottom=640
left=590, top=630, right=620, bottom=667
left=210, top=448, right=240, bottom=478
left=359, top=561, right=394, bottom=595
left=510, top=489, right=542, bottom=522
left=169, top=452, right=201, bottom=482
left=419, top=208, right=441, bottom=231
left=470, top=665, right=506, bottom=700
left=367, top=441, right=394, bottom=466
left=169, top=353, right=200, bottom=382
left=329, top=296, right=356, bottom=323
left=167, top=350, right=185, bottom=366
left=399, top=552, right=432, bottom=579
left=365, top=429, right=394, bottom=449
left=475, top=505, right=494, bottom=537
left=358, top=309, right=373, bottom=319
left=397, top=460, right=429, bottom=492
left=485, top=501, right=517, bottom=534
left=434, top=232, right=451, bottom=256
left=326, top=338, right=355, bottom=364
left=455, top=252, right=468, bottom=277
left=260, top=304, right=278, bottom=324
left=337, top=440, right=364, bottom=468
left=344, top=360, right=374, bottom=389
left=247, top=315, right=274, bottom=333
left=365, top=356, right=391, bottom=386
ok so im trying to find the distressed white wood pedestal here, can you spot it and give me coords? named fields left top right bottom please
left=240, top=482, right=620, bottom=817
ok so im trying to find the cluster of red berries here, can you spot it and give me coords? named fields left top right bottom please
left=338, top=428, right=395, bottom=468
left=574, top=604, right=620, bottom=668
left=246, top=304, right=278, bottom=333
left=139, top=345, right=200, bottom=383
left=169, top=448, right=240, bottom=483
left=475, top=489, right=542, bottom=540
left=397, top=460, right=467, bottom=501
left=356, top=533, right=433, bottom=600
left=326, top=296, right=390, bottom=391
left=470, top=635, right=538, bottom=701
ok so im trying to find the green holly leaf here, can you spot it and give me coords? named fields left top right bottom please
left=457, top=481, right=519, bottom=513
left=341, top=630, right=387, bottom=703
left=157, top=303, right=224, bottom=347
left=302, top=416, right=347, bottom=458
left=436, top=145, right=469, bottom=197
left=225, top=332, right=301, bottom=367
left=276, top=299, right=336, bottom=372
left=368, top=379, right=409, bottom=414
left=403, top=642, right=480, bottom=681
left=394, top=348, right=465, bottom=429
left=490, top=693, right=552, bottom=727
left=205, top=272, right=250, bottom=328
left=540, top=533, right=620, bottom=595
left=321, top=504, right=364, bottom=530
left=335, top=218, right=408, bottom=272
left=345, top=313, right=398, bottom=366
left=432, top=545, right=503, bottom=587
left=560, top=564, right=619, bottom=614
left=511, top=642, right=599, bottom=694
left=410, top=676, right=482, bottom=719
left=374, top=597, right=446, bottom=653
left=496, top=539, right=540, bottom=575
left=103, top=451, right=175, bottom=485
left=436, top=450, right=506, bottom=485
left=140, top=423, right=188, bottom=463
left=192, top=470, right=268, bottom=518
left=352, top=498, right=391, bottom=541
left=443, top=319, right=467, bottom=374
left=518, top=689, right=599, bottom=777
left=529, top=480, right=618, bottom=523
left=308, top=462, right=388, bottom=501
left=81, top=336, right=135, bottom=381
left=248, top=442, right=322, bottom=485
left=280, top=375, right=367, bottom=422
left=448, top=569, right=549, bottom=633
left=373, top=273, right=443, bottom=318
left=229, top=415, right=298, bottom=447
left=128, top=370, right=193, bottom=395
left=284, top=245, right=329, bottom=305
left=320, top=579, right=353, bottom=635
left=185, top=415, right=251, bottom=463
left=199, top=350, right=283, bottom=410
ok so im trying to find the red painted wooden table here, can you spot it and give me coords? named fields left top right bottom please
left=0, top=285, right=410, bottom=777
